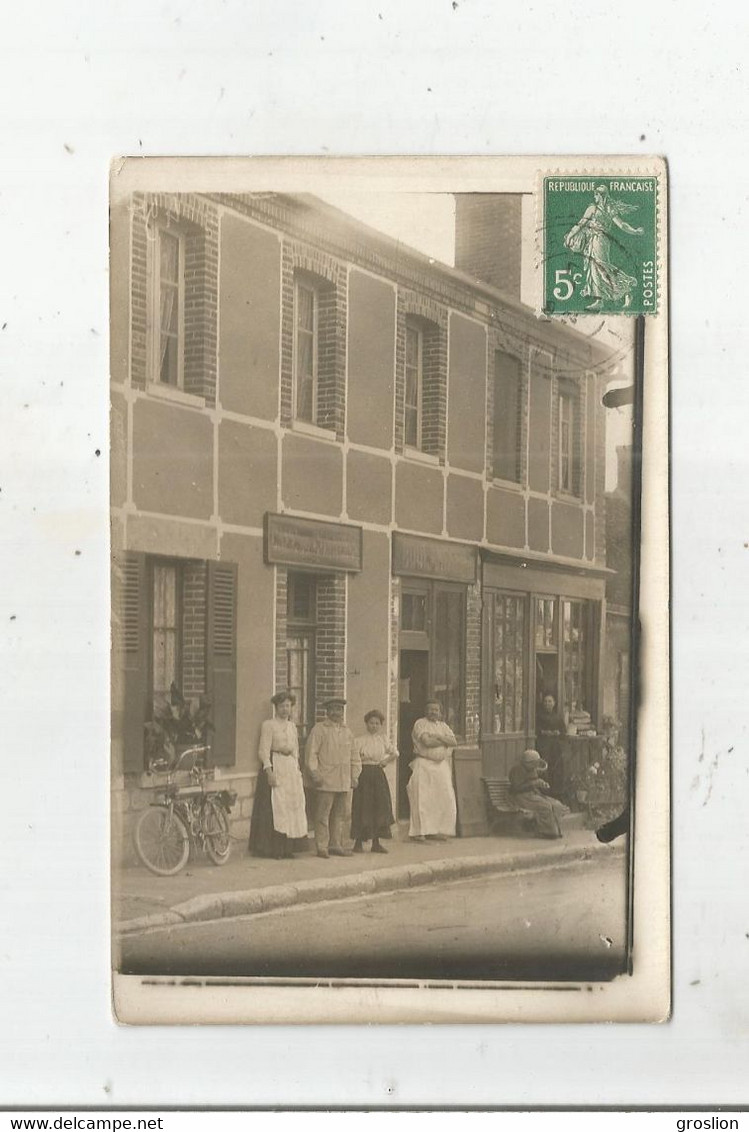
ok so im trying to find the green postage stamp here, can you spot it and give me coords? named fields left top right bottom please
left=542, top=175, right=658, bottom=315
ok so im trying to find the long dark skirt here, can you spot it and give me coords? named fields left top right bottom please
left=351, top=764, right=394, bottom=841
left=248, top=770, right=305, bottom=859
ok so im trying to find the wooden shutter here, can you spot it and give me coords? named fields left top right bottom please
left=113, top=551, right=149, bottom=774
left=206, top=560, right=238, bottom=767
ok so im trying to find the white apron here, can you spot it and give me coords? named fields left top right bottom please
left=407, top=755, right=457, bottom=837
left=270, top=753, right=308, bottom=838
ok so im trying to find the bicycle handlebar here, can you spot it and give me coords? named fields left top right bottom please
left=148, top=745, right=212, bottom=776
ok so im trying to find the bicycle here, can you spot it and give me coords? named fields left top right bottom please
left=134, top=745, right=238, bottom=876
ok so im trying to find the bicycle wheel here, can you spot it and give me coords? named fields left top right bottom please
left=202, top=797, right=231, bottom=866
left=134, top=806, right=190, bottom=876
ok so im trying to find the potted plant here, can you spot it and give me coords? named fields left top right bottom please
left=572, top=716, right=628, bottom=827
left=144, top=683, right=214, bottom=771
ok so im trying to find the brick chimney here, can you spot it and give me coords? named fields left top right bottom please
left=454, top=194, right=523, bottom=299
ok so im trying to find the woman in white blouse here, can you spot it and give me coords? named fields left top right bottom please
left=248, top=691, right=308, bottom=859
left=351, top=710, right=397, bottom=853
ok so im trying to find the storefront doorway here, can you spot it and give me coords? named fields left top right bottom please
left=397, top=648, right=429, bottom=818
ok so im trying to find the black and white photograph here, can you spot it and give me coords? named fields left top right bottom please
left=109, top=157, right=669, bottom=1023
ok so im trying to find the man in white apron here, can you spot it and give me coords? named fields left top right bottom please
left=408, top=698, right=458, bottom=842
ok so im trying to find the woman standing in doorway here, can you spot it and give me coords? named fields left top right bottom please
left=535, top=691, right=567, bottom=801
left=351, top=710, right=397, bottom=853
left=249, top=691, right=308, bottom=860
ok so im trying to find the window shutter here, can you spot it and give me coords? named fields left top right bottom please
left=206, top=560, right=238, bottom=767
left=113, top=551, right=149, bottom=775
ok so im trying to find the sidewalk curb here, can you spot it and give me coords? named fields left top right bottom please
left=116, top=838, right=623, bottom=936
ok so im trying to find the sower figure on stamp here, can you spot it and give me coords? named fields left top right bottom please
left=509, top=749, right=569, bottom=839
left=564, top=184, right=644, bottom=311
left=407, top=698, right=458, bottom=843
left=305, top=698, right=361, bottom=859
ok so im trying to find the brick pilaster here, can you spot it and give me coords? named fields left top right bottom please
left=314, top=574, right=346, bottom=715
left=464, top=580, right=482, bottom=744
left=181, top=560, right=207, bottom=699
left=274, top=567, right=288, bottom=693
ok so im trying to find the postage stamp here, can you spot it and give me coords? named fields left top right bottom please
left=542, top=175, right=659, bottom=316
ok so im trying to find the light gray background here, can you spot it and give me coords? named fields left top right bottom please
left=1, top=0, right=745, bottom=1107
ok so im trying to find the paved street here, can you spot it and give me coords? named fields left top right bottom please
left=118, top=853, right=628, bottom=983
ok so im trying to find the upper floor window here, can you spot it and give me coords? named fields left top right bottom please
left=133, top=200, right=216, bottom=403
left=282, top=259, right=344, bottom=436
left=404, top=322, right=423, bottom=448
left=557, top=380, right=581, bottom=495
left=294, top=279, right=319, bottom=423
left=399, top=312, right=444, bottom=458
left=492, top=350, right=523, bottom=483
left=151, top=227, right=185, bottom=388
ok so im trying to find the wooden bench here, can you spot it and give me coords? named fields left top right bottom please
left=482, top=777, right=537, bottom=834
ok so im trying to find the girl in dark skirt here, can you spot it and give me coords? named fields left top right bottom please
left=351, top=710, right=397, bottom=853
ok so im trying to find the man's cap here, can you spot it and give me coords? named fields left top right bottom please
left=323, top=697, right=347, bottom=708
left=521, top=748, right=546, bottom=766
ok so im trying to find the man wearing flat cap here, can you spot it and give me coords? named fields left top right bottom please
left=305, top=697, right=361, bottom=858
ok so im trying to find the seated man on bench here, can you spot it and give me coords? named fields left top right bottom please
left=508, top=749, right=569, bottom=840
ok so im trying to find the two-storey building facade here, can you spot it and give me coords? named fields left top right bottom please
left=110, top=190, right=614, bottom=855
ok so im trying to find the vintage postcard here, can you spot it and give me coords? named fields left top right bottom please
left=110, top=155, right=669, bottom=1024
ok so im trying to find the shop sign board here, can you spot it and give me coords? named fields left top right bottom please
left=392, top=533, right=477, bottom=584
left=264, top=513, right=363, bottom=573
